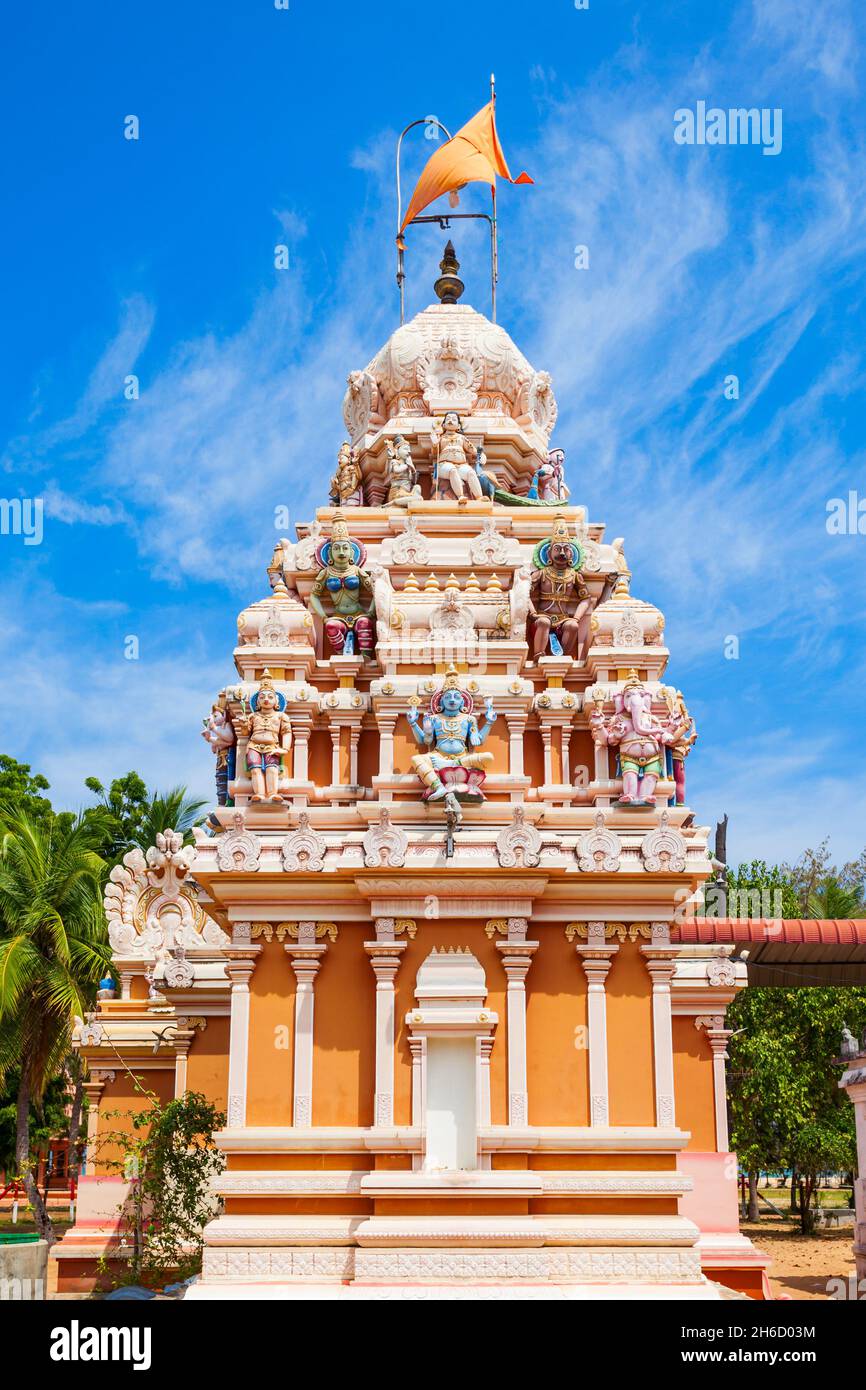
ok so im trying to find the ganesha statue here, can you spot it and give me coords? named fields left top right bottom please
left=309, top=511, right=375, bottom=658
left=527, top=513, right=592, bottom=662
left=407, top=664, right=497, bottom=817
left=589, top=670, right=691, bottom=807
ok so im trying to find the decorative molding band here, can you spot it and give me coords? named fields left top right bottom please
left=201, top=1247, right=703, bottom=1284
left=566, top=922, right=651, bottom=943
left=253, top=921, right=339, bottom=943
left=211, top=1170, right=693, bottom=1198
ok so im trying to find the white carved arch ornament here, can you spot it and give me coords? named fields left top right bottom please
left=575, top=813, right=622, bottom=873
left=640, top=812, right=687, bottom=874
left=104, top=828, right=229, bottom=961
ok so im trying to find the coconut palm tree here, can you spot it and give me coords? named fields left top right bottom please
left=0, top=808, right=110, bottom=1241
left=84, top=775, right=207, bottom=864
left=131, top=785, right=207, bottom=853
left=807, top=876, right=866, bottom=920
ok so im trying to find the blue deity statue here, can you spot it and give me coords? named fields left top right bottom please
left=406, top=665, right=497, bottom=815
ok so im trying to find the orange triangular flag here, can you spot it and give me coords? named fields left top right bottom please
left=400, top=100, right=533, bottom=234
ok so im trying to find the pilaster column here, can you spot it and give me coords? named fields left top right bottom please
left=696, top=1015, right=733, bottom=1151
left=408, top=1036, right=426, bottom=1129
left=83, top=1072, right=112, bottom=1171
left=376, top=712, right=397, bottom=777
left=288, top=710, right=314, bottom=805
left=224, top=927, right=261, bottom=1129
left=574, top=922, right=618, bottom=1127
left=495, top=919, right=538, bottom=1126
left=284, top=922, right=328, bottom=1126
left=365, top=918, right=407, bottom=1127
left=172, top=1025, right=194, bottom=1099
left=643, top=924, right=678, bottom=1128
left=838, top=1063, right=866, bottom=1282
left=506, top=714, right=527, bottom=778
left=328, top=725, right=341, bottom=786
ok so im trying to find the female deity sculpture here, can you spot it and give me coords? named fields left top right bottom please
left=664, top=688, right=697, bottom=806
left=233, top=670, right=292, bottom=803
left=309, top=512, right=375, bottom=658
left=385, top=434, right=419, bottom=505
left=406, top=664, right=497, bottom=816
left=329, top=441, right=364, bottom=507
left=527, top=513, right=592, bottom=662
left=431, top=411, right=483, bottom=503
left=589, top=671, right=691, bottom=807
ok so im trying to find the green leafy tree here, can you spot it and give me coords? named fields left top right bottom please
left=98, top=1088, right=225, bottom=1286
left=728, top=986, right=866, bottom=1232
left=0, top=809, right=111, bottom=1241
left=83, top=775, right=206, bottom=865
left=806, top=876, right=865, bottom=920
left=0, top=755, right=57, bottom=830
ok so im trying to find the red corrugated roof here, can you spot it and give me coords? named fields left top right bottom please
left=672, top=919, right=866, bottom=944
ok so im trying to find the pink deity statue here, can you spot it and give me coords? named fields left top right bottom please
left=589, top=670, right=692, bottom=807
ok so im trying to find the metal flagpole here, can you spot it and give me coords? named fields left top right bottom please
left=396, top=117, right=453, bottom=325
left=490, top=72, right=498, bottom=323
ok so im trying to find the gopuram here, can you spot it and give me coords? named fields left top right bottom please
left=56, top=244, right=776, bottom=1301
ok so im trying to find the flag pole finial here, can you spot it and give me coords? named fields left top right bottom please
left=434, top=240, right=465, bottom=305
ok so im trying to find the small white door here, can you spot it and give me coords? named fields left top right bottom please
left=424, top=1037, right=477, bottom=1171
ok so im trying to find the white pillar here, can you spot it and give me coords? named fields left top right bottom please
left=575, top=922, right=618, bottom=1127
left=696, top=1015, right=733, bottom=1151
left=285, top=923, right=327, bottom=1127
left=642, top=934, right=678, bottom=1128
left=365, top=920, right=406, bottom=1127
left=506, top=715, right=526, bottom=778
left=838, top=1065, right=866, bottom=1283
left=225, top=936, right=261, bottom=1129
left=496, top=921, right=537, bottom=1126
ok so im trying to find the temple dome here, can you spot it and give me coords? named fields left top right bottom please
left=342, top=302, right=558, bottom=452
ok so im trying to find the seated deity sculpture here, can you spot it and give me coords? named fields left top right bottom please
left=233, top=669, right=292, bottom=803
left=527, top=513, right=592, bottom=662
left=385, top=434, right=419, bottom=505
left=309, top=511, right=376, bottom=658
left=406, top=664, right=497, bottom=817
left=432, top=411, right=483, bottom=503
left=589, top=670, right=692, bottom=807
left=329, top=441, right=364, bottom=507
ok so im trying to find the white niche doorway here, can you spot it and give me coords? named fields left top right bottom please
left=405, top=948, right=498, bottom=1173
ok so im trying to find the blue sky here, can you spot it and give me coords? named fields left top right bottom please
left=1, top=0, right=864, bottom=867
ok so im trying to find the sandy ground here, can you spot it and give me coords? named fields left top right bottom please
left=742, top=1220, right=858, bottom=1300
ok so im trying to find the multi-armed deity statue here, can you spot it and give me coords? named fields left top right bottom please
left=590, top=670, right=691, bottom=807
left=527, top=513, right=592, bottom=662
left=407, top=664, right=497, bottom=817
left=309, top=511, right=375, bottom=657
